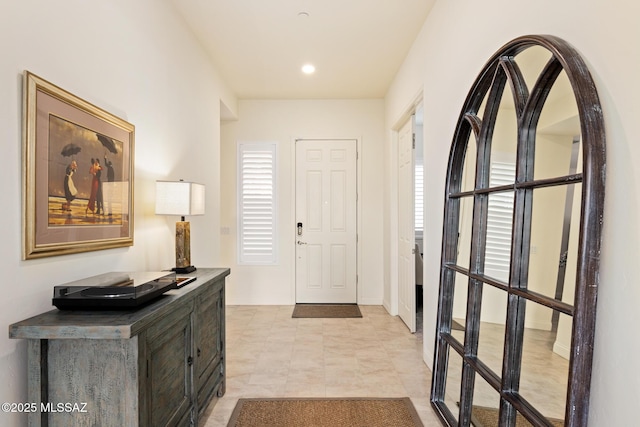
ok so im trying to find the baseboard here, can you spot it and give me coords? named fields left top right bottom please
left=553, top=340, right=571, bottom=360
left=357, top=297, right=384, bottom=306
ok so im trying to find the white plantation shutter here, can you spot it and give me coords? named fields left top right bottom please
left=415, top=163, right=424, bottom=233
left=238, top=142, right=277, bottom=264
left=485, top=161, right=516, bottom=280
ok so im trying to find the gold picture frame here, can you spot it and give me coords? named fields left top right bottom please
left=23, top=71, right=134, bottom=259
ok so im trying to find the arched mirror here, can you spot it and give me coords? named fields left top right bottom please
left=430, top=35, right=605, bottom=427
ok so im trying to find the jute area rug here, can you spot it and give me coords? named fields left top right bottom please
left=471, top=405, right=564, bottom=427
left=227, top=397, right=423, bottom=427
left=291, top=304, right=363, bottom=318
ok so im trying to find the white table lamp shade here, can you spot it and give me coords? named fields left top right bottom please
left=155, top=181, right=205, bottom=216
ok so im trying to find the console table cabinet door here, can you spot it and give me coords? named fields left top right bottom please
left=39, top=338, right=140, bottom=427
left=194, top=281, right=224, bottom=414
left=145, top=302, right=193, bottom=427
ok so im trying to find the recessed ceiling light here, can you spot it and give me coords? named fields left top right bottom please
left=301, top=64, right=316, bottom=74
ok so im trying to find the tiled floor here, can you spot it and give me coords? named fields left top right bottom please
left=200, top=305, right=443, bottom=426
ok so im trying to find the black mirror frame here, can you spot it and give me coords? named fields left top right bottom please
left=430, top=34, right=605, bottom=427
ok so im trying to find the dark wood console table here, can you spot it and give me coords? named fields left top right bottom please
left=9, top=268, right=229, bottom=427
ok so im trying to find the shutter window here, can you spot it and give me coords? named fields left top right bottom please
left=415, top=162, right=424, bottom=233
left=485, top=161, right=516, bottom=280
left=237, top=142, right=277, bottom=264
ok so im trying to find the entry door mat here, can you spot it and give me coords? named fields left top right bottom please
left=227, top=397, right=424, bottom=427
left=470, top=405, right=563, bottom=427
left=292, top=304, right=362, bottom=318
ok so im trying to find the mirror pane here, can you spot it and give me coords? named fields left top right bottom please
left=527, top=184, right=581, bottom=303
left=451, top=272, right=469, bottom=343
left=514, top=45, right=554, bottom=91
left=443, top=349, right=463, bottom=423
left=477, top=284, right=506, bottom=377
left=535, top=69, right=581, bottom=181
left=520, top=302, right=569, bottom=423
left=489, top=83, right=517, bottom=188
left=461, top=130, right=478, bottom=193
left=483, top=191, right=514, bottom=283
left=470, top=373, right=501, bottom=426
left=456, top=195, right=474, bottom=270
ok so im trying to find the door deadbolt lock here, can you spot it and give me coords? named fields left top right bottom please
left=297, top=222, right=303, bottom=236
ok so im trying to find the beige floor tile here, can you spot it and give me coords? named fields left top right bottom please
left=200, top=305, right=437, bottom=426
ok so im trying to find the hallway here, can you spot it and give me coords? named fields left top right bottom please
left=201, top=305, right=441, bottom=426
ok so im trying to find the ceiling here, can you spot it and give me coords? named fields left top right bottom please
left=169, top=0, right=435, bottom=99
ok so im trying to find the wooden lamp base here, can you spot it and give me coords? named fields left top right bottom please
left=174, top=220, right=196, bottom=273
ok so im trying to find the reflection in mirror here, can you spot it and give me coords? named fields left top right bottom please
left=489, top=87, right=517, bottom=188
left=443, top=349, right=463, bottom=424
left=451, top=272, right=469, bottom=343
left=484, top=191, right=515, bottom=283
left=461, top=130, right=478, bottom=193
left=528, top=183, right=581, bottom=302
left=477, top=285, right=506, bottom=376
left=535, top=70, right=581, bottom=181
left=521, top=303, right=570, bottom=424
left=470, top=372, right=502, bottom=426
left=456, top=196, right=474, bottom=271
left=514, top=45, right=553, bottom=90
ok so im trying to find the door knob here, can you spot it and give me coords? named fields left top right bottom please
left=297, top=240, right=307, bottom=245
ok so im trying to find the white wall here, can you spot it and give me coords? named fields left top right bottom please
left=220, top=99, right=385, bottom=306
left=385, top=0, right=640, bottom=425
left=0, top=2, right=235, bottom=424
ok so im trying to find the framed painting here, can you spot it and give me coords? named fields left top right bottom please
left=22, top=71, right=135, bottom=259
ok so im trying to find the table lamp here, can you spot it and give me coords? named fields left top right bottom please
left=155, top=180, right=205, bottom=273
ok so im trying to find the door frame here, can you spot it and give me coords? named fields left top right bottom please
left=291, top=137, right=362, bottom=304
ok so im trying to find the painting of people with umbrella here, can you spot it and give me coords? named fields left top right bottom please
left=23, top=71, right=134, bottom=259
left=47, top=116, right=126, bottom=226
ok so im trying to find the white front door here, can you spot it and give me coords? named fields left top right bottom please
left=295, top=139, right=357, bottom=303
left=398, top=118, right=416, bottom=331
